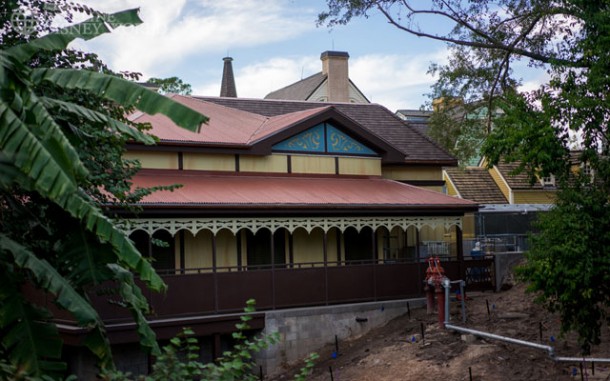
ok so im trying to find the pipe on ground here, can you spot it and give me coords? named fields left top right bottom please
left=442, top=280, right=610, bottom=364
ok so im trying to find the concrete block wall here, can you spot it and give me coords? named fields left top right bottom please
left=257, top=298, right=425, bottom=376
left=494, top=252, right=524, bottom=291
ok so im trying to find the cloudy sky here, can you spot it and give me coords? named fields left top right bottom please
left=75, top=0, right=547, bottom=112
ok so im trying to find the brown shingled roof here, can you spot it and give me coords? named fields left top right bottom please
left=195, top=96, right=457, bottom=165
left=495, top=162, right=544, bottom=190
left=444, top=167, right=508, bottom=204
left=264, top=72, right=327, bottom=100
left=130, top=95, right=406, bottom=162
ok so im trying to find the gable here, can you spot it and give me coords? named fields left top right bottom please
left=198, top=97, right=455, bottom=165
left=273, top=122, right=377, bottom=156
left=308, top=79, right=370, bottom=103
left=264, top=72, right=326, bottom=101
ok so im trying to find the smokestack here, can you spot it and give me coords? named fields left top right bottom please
left=220, top=57, right=237, bottom=98
left=321, top=51, right=349, bottom=102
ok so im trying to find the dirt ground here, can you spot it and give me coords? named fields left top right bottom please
left=271, top=281, right=610, bottom=381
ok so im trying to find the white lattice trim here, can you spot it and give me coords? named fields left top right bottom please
left=116, top=216, right=462, bottom=236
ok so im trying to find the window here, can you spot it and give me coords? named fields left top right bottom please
left=582, top=162, right=594, bottom=179
left=540, top=174, right=556, bottom=187
left=273, top=122, right=377, bottom=156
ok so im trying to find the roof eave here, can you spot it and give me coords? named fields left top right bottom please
left=109, top=203, right=479, bottom=217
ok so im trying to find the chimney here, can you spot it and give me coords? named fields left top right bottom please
left=220, top=57, right=237, bottom=98
left=320, top=51, right=349, bottom=102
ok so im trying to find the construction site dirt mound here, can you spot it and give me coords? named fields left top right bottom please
left=271, top=282, right=610, bottom=381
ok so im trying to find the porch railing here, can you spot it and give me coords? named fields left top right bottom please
left=79, top=257, right=494, bottom=324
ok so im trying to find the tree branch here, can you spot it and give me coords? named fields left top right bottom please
left=377, top=3, right=586, bottom=68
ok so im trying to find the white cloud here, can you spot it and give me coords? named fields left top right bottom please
left=75, top=0, right=315, bottom=76
left=69, top=1, right=453, bottom=111
left=193, top=55, right=319, bottom=98
left=349, top=50, right=449, bottom=110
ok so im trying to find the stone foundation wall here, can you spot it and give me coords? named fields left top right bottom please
left=257, top=298, right=425, bottom=376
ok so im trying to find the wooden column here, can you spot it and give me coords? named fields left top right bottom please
left=323, top=231, right=329, bottom=305
left=372, top=228, right=378, bottom=301
left=371, top=228, right=378, bottom=262
left=336, top=229, right=342, bottom=265
left=415, top=228, right=421, bottom=261
left=179, top=230, right=185, bottom=274
left=416, top=228, right=423, bottom=294
left=212, top=234, right=219, bottom=313
left=456, top=225, right=464, bottom=281
left=270, top=230, right=276, bottom=309
left=236, top=231, right=242, bottom=271
left=288, top=234, right=294, bottom=268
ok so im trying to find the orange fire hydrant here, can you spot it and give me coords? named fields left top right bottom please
left=424, top=257, right=448, bottom=327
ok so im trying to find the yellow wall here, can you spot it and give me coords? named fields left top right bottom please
left=172, top=234, right=180, bottom=270
left=338, top=157, right=382, bottom=176
left=376, top=229, right=385, bottom=260
left=292, top=228, right=325, bottom=264
left=513, top=190, right=556, bottom=204
left=382, top=166, right=442, bottom=181
left=443, top=173, right=459, bottom=197
left=182, top=230, right=213, bottom=270
left=239, top=230, right=247, bottom=268
left=422, top=185, right=444, bottom=193
left=489, top=166, right=511, bottom=202
left=419, top=225, right=449, bottom=242
left=240, top=154, right=288, bottom=173
left=124, top=151, right=178, bottom=169
left=183, top=153, right=235, bottom=171
left=291, top=155, right=335, bottom=175
left=327, top=228, right=339, bottom=264
left=462, top=213, right=476, bottom=239
left=180, top=229, right=239, bottom=271
left=216, top=229, right=239, bottom=269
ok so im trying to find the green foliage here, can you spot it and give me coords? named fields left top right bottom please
left=518, top=180, right=610, bottom=354
left=103, top=300, right=316, bottom=381
left=291, top=353, right=319, bottom=381
left=200, top=299, right=279, bottom=381
left=146, top=77, right=192, bottom=95
left=0, top=5, right=207, bottom=377
left=481, top=89, right=571, bottom=182
left=319, top=0, right=610, bottom=350
left=0, top=357, right=77, bottom=381
left=426, top=98, right=489, bottom=166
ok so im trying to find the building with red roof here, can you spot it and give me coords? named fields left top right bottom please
left=65, top=55, right=484, bottom=378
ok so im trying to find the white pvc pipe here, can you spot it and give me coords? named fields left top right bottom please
left=445, top=323, right=555, bottom=357
left=554, top=356, right=610, bottom=363
left=442, top=278, right=610, bottom=364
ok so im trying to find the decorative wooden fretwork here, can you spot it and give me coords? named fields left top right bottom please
left=326, top=125, right=375, bottom=155
left=117, top=216, right=462, bottom=236
left=272, top=124, right=324, bottom=152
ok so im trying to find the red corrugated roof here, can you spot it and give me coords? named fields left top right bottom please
left=130, top=170, right=477, bottom=210
left=129, top=94, right=330, bottom=145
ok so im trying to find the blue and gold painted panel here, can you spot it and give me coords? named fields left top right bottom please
left=272, top=124, right=325, bottom=152
left=273, top=123, right=377, bottom=156
left=326, top=125, right=376, bottom=155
